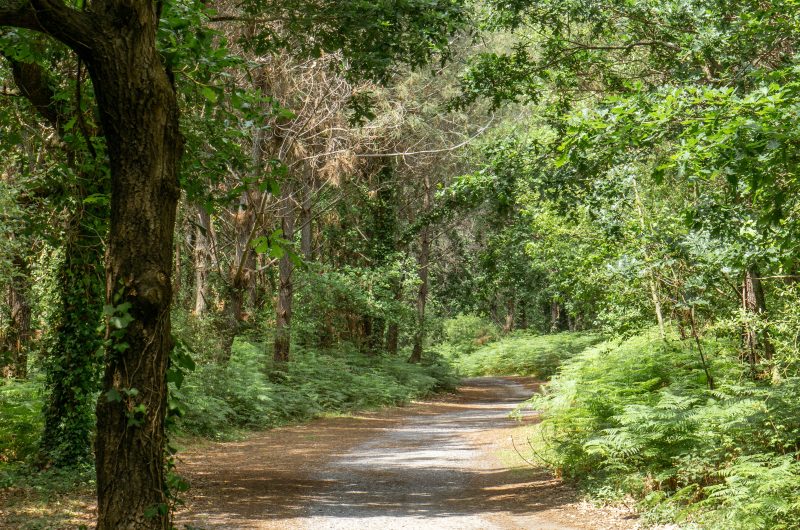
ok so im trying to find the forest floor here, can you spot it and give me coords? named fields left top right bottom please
left=174, top=377, right=640, bottom=530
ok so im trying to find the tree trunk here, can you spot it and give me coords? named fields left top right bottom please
left=0, top=2, right=182, bottom=527
left=742, top=265, right=774, bottom=371
left=274, top=182, right=295, bottom=363
left=386, top=322, right=399, bottom=355
left=193, top=205, right=211, bottom=315
left=632, top=178, right=666, bottom=338
left=518, top=302, right=528, bottom=330
left=87, top=20, right=183, bottom=530
left=369, top=317, right=385, bottom=355
left=385, top=276, right=402, bottom=355
left=409, top=175, right=432, bottom=364
left=300, top=173, right=313, bottom=260
left=1, top=256, right=31, bottom=379
left=503, top=298, right=515, bottom=334
left=550, top=300, right=562, bottom=332
left=41, top=220, right=105, bottom=467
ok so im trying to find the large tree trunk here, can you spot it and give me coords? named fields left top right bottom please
left=1, top=2, right=182, bottom=527
left=274, top=182, right=295, bottom=363
left=87, top=15, right=183, bottom=530
left=409, top=175, right=432, bottom=364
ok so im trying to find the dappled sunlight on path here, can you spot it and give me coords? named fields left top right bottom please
left=176, top=377, right=637, bottom=530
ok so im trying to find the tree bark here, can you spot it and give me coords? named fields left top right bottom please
left=274, top=181, right=295, bottom=363
left=1, top=255, right=31, bottom=379
left=503, top=298, right=515, bottom=334
left=550, top=300, right=562, bottom=332
left=41, top=220, right=105, bottom=467
left=300, top=172, right=313, bottom=260
left=742, top=265, right=774, bottom=371
left=70, top=5, right=183, bottom=527
left=409, top=174, right=432, bottom=364
left=193, top=205, right=211, bottom=315
left=632, top=178, right=666, bottom=338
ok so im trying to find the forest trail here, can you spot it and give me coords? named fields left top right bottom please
left=176, top=377, right=637, bottom=530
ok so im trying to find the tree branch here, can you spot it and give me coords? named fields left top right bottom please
left=0, top=1, right=96, bottom=56
left=5, top=54, right=67, bottom=134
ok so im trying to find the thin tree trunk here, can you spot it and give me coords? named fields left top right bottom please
left=300, top=172, right=313, bottom=260
left=193, top=205, right=210, bottom=315
left=503, top=298, right=515, bottom=334
left=632, top=178, right=665, bottom=338
left=409, top=175, right=432, bottom=364
left=1, top=256, right=31, bottom=379
left=174, top=226, right=182, bottom=301
left=386, top=277, right=401, bottom=355
left=274, top=181, right=295, bottom=363
left=550, top=300, right=561, bottom=332
left=742, top=265, right=774, bottom=371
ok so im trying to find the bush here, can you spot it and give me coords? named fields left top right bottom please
left=172, top=340, right=458, bottom=438
left=453, top=331, right=601, bottom=378
left=0, top=379, right=43, bottom=464
left=439, top=314, right=499, bottom=357
left=526, top=329, right=800, bottom=529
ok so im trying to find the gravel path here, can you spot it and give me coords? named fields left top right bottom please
left=177, top=377, right=638, bottom=530
left=302, top=378, right=571, bottom=529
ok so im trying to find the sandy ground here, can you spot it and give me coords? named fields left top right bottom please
left=175, top=377, right=639, bottom=530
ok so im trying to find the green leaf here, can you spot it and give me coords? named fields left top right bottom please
left=105, top=388, right=122, bottom=403
left=201, top=86, right=218, bottom=103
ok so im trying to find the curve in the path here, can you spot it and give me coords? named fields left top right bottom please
left=177, top=377, right=637, bottom=530
left=302, top=377, right=569, bottom=529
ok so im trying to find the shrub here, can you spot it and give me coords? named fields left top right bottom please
left=526, top=329, right=800, bottom=528
left=454, top=331, right=601, bottom=378
left=440, top=314, right=500, bottom=357
left=0, top=379, right=43, bottom=464
left=172, top=339, right=458, bottom=438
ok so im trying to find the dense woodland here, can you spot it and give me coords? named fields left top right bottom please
left=2, top=0, right=800, bottom=528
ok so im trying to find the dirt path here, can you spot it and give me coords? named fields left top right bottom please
left=176, top=377, right=638, bottom=530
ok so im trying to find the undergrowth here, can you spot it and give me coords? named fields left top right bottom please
left=171, top=340, right=458, bottom=438
left=0, top=378, right=43, bottom=465
left=449, top=331, right=601, bottom=378
left=525, top=329, right=800, bottom=529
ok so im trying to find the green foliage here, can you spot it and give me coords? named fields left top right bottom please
left=293, top=261, right=416, bottom=351
left=0, top=379, right=43, bottom=464
left=526, top=330, right=800, bottom=527
left=439, top=314, right=499, bottom=357
left=171, top=340, right=457, bottom=438
left=450, top=331, right=601, bottom=379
